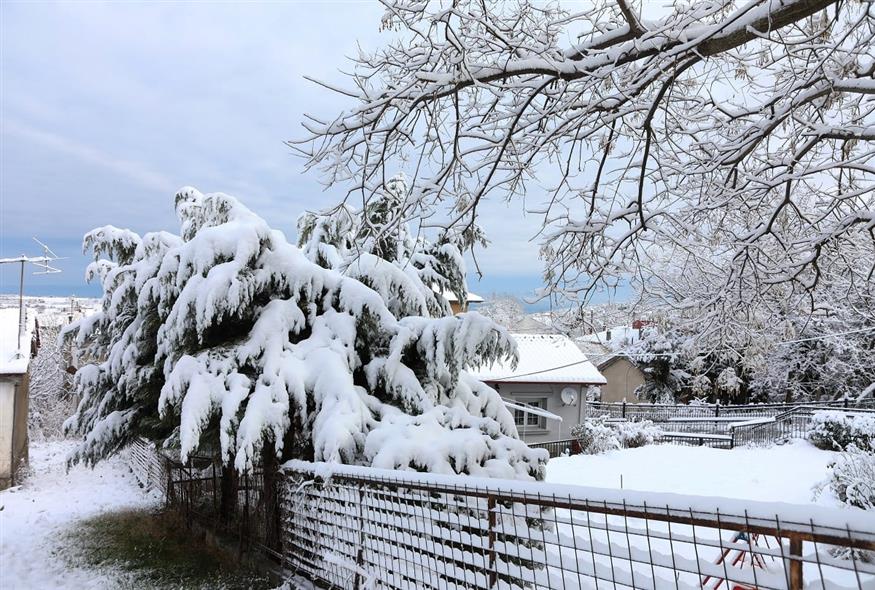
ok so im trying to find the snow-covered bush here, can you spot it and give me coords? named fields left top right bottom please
left=813, top=447, right=875, bottom=562
left=63, top=186, right=546, bottom=481
left=808, top=411, right=875, bottom=453
left=613, top=419, right=663, bottom=449
left=571, top=417, right=620, bottom=455
left=817, top=447, right=875, bottom=511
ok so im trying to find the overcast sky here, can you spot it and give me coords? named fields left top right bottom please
left=0, top=1, right=619, bottom=308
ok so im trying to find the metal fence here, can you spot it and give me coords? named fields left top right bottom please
left=128, top=438, right=171, bottom=494
left=528, top=433, right=734, bottom=458
left=136, top=438, right=875, bottom=590
left=280, top=461, right=875, bottom=590
left=127, top=439, right=278, bottom=558
left=586, top=400, right=875, bottom=422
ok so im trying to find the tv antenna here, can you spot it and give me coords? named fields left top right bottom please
left=0, top=238, right=64, bottom=356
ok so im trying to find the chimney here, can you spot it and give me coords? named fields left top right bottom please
left=605, top=329, right=612, bottom=342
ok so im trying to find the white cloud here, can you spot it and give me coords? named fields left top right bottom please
left=3, top=120, right=177, bottom=194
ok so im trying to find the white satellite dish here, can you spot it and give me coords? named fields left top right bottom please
left=560, top=387, right=578, bottom=406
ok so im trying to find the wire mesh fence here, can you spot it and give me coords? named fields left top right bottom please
left=281, top=461, right=875, bottom=590
left=132, top=436, right=875, bottom=590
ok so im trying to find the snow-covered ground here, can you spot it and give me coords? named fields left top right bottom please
left=546, top=440, right=838, bottom=505
left=0, top=440, right=158, bottom=589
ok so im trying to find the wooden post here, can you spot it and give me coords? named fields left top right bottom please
left=488, top=494, right=497, bottom=588
left=622, top=401, right=627, bottom=419
left=788, top=535, right=803, bottom=590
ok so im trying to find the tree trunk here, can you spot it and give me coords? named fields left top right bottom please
left=261, top=444, right=282, bottom=552
left=219, top=465, right=238, bottom=523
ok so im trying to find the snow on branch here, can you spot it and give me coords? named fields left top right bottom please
left=296, top=0, right=875, bottom=331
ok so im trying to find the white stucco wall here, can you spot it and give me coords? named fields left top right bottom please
left=0, top=380, right=16, bottom=486
left=490, top=381, right=588, bottom=443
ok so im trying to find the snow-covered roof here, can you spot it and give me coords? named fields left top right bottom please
left=470, top=333, right=606, bottom=384
left=509, top=315, right=555, bottom=334
left=0, top=307, right=34, bottom=375
left=579, top=325, right=641, bottom=348
left=574, top=340, right=619, bottom=369
left=439, top=290, right=484, bottom=303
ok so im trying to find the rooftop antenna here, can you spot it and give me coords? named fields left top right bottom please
left=0, top=238, right=64, bottom=357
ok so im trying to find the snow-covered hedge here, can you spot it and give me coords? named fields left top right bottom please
left=571, top=418, right=664, bottom=454
left=613, top=419, right=663, bottom=448
left=570, top=418, right=620, bottom=455
left=807, top=411, right=875, bottom=453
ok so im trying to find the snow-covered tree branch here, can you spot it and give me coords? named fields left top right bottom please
left=296, top=0, right=875, bottom=321
left=63, top=187, right=545, bottom=481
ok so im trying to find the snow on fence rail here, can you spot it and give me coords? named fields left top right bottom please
left=279, top=461, right=875, bottom=590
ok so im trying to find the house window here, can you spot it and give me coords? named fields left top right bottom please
left=513, top=399, right=547, bottom=429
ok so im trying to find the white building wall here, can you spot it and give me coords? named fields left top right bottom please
left=0, top=380, right=16, bottom=487
left=491, top=381, right=587, bottom=444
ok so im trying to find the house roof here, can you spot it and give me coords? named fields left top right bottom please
left=439, top=290, right=484, bottom=304
left=574, top=339, right=620, bottom=370
left=510, top=315, right=555, bottom=334
left=578, top=325, right=642, bottom=348
left=0, top=307, right=34, bottom=375
left=470, top=333, right=606, bottom=385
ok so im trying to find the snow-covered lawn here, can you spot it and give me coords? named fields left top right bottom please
left=0, top=440, right=158, bottom=589
left=546, top=440, right=838, bottom=505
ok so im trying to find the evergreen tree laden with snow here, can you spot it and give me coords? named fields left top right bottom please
left=296, top=173, right=486, bottom=319
left=63, top=187, right=545, bottom=481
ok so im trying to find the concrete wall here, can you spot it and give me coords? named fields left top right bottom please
left=490, top=381, right=587, bottom=443
left=597, top=358, right=645, bottom=403
left=0, top=373, right=29, bottom=490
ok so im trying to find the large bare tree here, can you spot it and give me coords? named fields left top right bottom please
left=296, top=0, right=874, bottom=328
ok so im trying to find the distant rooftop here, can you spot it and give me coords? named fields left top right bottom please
left=440, top=290, right=484, bottom=303
left=579, top=325, right=643, bottom=349
left=470, top=333, right=606, bottom=385
left=0, top=307, right=34, bottom=375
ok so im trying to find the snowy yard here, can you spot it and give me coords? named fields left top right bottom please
left=0, top=440, right=158, bottom=588
left=0, top=441, right=278, bottom=590
left=546, top=440, right=839, bottom=506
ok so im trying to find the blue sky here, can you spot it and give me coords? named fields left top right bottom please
left=0, top=1, right=624, bottom=309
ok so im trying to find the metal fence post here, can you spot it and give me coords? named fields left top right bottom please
left=354, top=486, right=366, bottom=590
left=622, top=401, right=626, bottom=419
left=488, top=494, right=497, bottom=589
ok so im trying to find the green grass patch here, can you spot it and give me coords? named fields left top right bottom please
left=67, top=508, right=273, bottom=590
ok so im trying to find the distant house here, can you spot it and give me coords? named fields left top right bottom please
left=470, top=333, right=606, bottom=443
left=440, top=290, right=484, bottom=315
left=576, top=324, right=647, bottom=403
left=0, top=307, right=37, bottom=490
